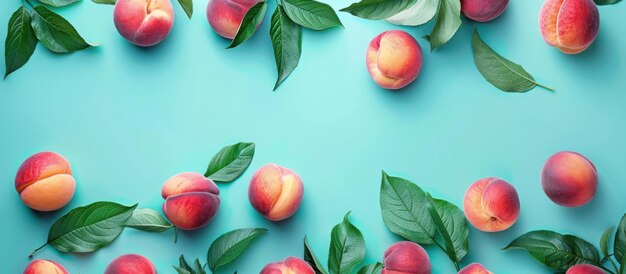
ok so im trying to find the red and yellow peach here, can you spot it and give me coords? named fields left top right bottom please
left=366, top=30, right=423, bottom=90
left=207, top=0, right=264, bottom=39
left=260, top=257, right=314, bottom=274
left=539, top=0, right=599, bottom=54
left=23, top=259, right=69, bottom=274
left=161, top=172, right=220, bottom=230
left=382, top=241, right=431, bottom=274
left=15, top=152, right=76, bottom=212
left=566, top=264, right=605, bottom=274
left=249, top=164, right=303, bottom=221
left=458, top=263, right=493, bottom=274
left=461, top=0, right=509, bottom=22
left=114, top=0, right=174, bottom=46
left=541, top=151, right=598, bottom=207
left=105, top=254, right=156, bottom=274
left=463, top=178, right=520, bottom=232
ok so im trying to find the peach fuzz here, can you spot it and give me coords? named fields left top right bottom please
left=162, top=172, right=220, bottom=230
left=114, top=0, right=174, bottom=47
left=259, top=257, right=314, bottom=274
left=463, top=178, right=520, bottom=232
left=207, top=0, right=264, bottom=39
left=461, top=0, right=509, bottom=22
left=539, top=0, right=599, bottom=54
left=249, top=164, right=303, bottom=221
left=105, top=254, right=156, bottom=274
left=366, top=30, right=422, bottom=90
left=15, top=152, right=76, bottom=212
left=458, top=263, right=493, bottom=274
left=566, top=264, right=606, bottom=274
left=541, top=151, right=598, bottom=207
left=382, top=241, right=431, bottom=274
left=23, top=259, right=69, bottom=274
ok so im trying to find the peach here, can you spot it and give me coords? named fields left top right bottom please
left=541, top=151, right=598, bottom=207
left=15, top=152, right=76, bottom=212
left=461, top=0, right=508, bottom=22
left=539, top=0, right=599, bottom=54
left=161, top=172, right=220, bottom=230
left=114, top=0, right=174, bottom=47
left=105, top=254, right=156, bottom=274
left=458, top=263, right=493, bottom=274
left=207, top=0, right=264, bottom=39
left=23, top=259, right=69, bottom=274
left=249, top=164, right=303, bottom=221
left=260, top=257, right=315, bottom=274
left=382, top=241, right=431, bottom=274
left=463, top=177, right=520, bottom=232
left=566, top=264, right=606, bottom=274
left=366, top=30, right=422, bottom=90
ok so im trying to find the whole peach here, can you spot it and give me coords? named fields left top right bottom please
left=105, top=254, right=156, bottom=274
left=463, top=177, right=520, bottom=232
left=566, top=264, right=605, bottom=274
left=539, top=0, right=599, bottom=54
left=260, top=257, right=314, bottom=274
left=249, top=164, right=303, bottom=221
left=458, top=263, right=493, bottom=274
left=207, top=0, right=264, bottom=39
left=461, top=0, right=508, bottom=22
left=15, top=152, right=76, bottom=211
left=366, top=30, right=422, bottom=90
left=114, top=0, right=174, bottom=46
left=541, top=151, right=598, bottom=207
left=162, top=172, right=220, bottom=230
left=382, top=241, right=431, bottom=274
left=23, top=259, right=69, bottom=274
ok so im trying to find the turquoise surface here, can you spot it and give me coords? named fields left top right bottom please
left=1, top=0, right=626, bottom=273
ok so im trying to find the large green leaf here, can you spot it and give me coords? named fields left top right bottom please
left=426, top=195, right=469, bottom=263
left=38, top=0, right=81, bottom=7
left=5, top=6, right=37, bottom=78
left=270, top=5, right=302, bottom=90
left=340, top=0, right=417, bottom=20
left=600, top=226, right=614, bottom=258
left=594, top=0, right=622, bottom=5
left=178, top=0, right=193, bottom=19
left=283, top=0, right=342, bottom=30
left=207, top=228, right=268, bottom=272
left=29, top=6, right=94, bottom=53
left=227, top=1, right=267, bottom=48
left=424, top=0, right=461, bottom=51
left=385, top=0, right=438, bottom=26
left=205, top=142, right=255, bottom=183
left=304, top=236, right=329, bottom=274
left=357, top=263, right=383, bottom=274
left=125, top=208, right=173, bottom=233
left=328, top=212, right=365, bottom=274
left=614, top=214, right=626, bottom=262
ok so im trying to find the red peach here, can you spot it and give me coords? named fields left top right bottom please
left=539, top=0, right=599, bottom=54
left=382, top=241, right=431, bottom=274
left=207, top=0, right=264, bottom=39
left=566, top=264, right=606, bottom=274
left=463, top=178, right=520, bottom=232
left=260, top=257, right=314, bottom=274
left=458, top=263, right=493, bottom=274
left=15, top=152, right=76, bottom=212
left=461, top=0, right=508, bottom=22
left=114, top=0, right=174, bottom=47
left=105, top=254, right=156, bottom=274
left=23, top=259, right=69, bottom=274
left=249, top=164, right=303, bottom=221
left=366, top=30, right=423, bottom=90
left=541, top=151, right=598, bottom=207
left=161, top=172, right=220, bottom=230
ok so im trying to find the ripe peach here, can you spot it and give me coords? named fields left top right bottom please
left=114, top=0, right=174, bottom=47
left=458, top=263, right=493, bottom=274
left=541, top=151, right=598, bottom=207
left=260, top=257, right=314, bottom=274
left=382, top=241, right=431, bottom=274
left=461, top=0, right=508, bottom=22
left=566, top=264, right=605, bottom=274
left=249, top=164, right=303, bottom=221
left=23, top=259, right=69, bottom=274
left=161, top=172, right=220, bottom=230
left=105, top=254, right=156, bottom=274
left=463, top=177, right=520, bottom=232
left=207, top=0, right=264, bottom=39
left=366, top=30, right=422, bottom=90
left=15, top=152, right=76, bottom=212
left=539, top=0, right=599, bottom=54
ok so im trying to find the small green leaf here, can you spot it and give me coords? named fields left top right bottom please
left=425, top=195, right=469, bottom=263
left=600, top=226, right=614, bottom=258
left=614, top=214, right=626, bottom=263
left=178, top=0, right=193, bottom=19
left=38, top=0, right=81, bottom=7
left=91, top=0, right=116, bottom=5
left=125, top=208, right=173, bottom=233
left=385, top=0, right=438, bottom=26
left=227, top=1, right=267, bottom=48
left=29, top=6, right=95, bottom=53
left=357, top=263, right=383, bottom=274
left=193, top=259, right=206, bottom=274
left=621, top=255, right=626, bottom=274
left=424, top=0, right=461, bottom=51
left=304, top=236, right=329, bottom=274
left=283, top=0, right=342, bottom=30
left=594, top=0, right=622, bottom=5
left=270, top=5, right=302, bottom=90
left=328, top=212, right=365, bottom=274
left=207, top=228, right=268, bottom=272
left=174, top=255, right=206, bottom=274
left=205, top=142, right=255, bottom=183
left=5, top=6, right=37, bottom=78
left=340, top=0, right=417, bottom=20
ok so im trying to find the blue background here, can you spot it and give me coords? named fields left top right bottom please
left=1, top=0, right=625, bottom=273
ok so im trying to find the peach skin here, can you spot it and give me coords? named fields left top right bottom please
left=566, top=264, right=606, bottom=274
left=463, top=177, right=520, bottom=232
left=105, top=254, right=157, bottom=274
left=458, top=263, right=493, bottom=274
left=366, top=30, right=422, bottom=90
left=542, top=151, right=598, bottom=207
left=249, top=164, right=303, bottom=221
left=260, top=257, right=315, bottom=274
left=461, top=0, right=508, bottom=22
left=162, top=172, right=220, bottom=230
left=23, top=259, right=69, bottom=274
left=539, top=0, right=599, bottom=54
left=207, top=0, right=264, bottom=39
left=15, top=152, right=76, bottom=212
left=114, top=0, right=174, bottom=46
left=382, top=241, right=431, bottom=274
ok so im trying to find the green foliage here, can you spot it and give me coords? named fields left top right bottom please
left=205, top=142, right=255, bottom=183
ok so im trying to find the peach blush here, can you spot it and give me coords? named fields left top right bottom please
left=114, top=0, right=174, bottom=47
left=162, top=172, right=220, bottom=230
left=366, top=30, right=422, bottom=90
left=539, top=0, right=599, bottom=54
left=23, top=259, right=69, bottom=274
left=463, top=178, right=520, bottom=232
left=461, top=0, right=509, bottom=22
left=249, top=164, right=304, bottom=221
left=541, top=151, right=598, bottom=207
left=207, top=0, right=264, bottom=39
left=566, top=264, right=606, bottom=274
left=458, top=263, right=493, bottom=274
left=105, top=254, right=156, bottom=274
left=259, top=257, right=315, bottom=274
left=382, top=241, right=431, bottom=274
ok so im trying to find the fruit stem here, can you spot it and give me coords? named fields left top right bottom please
left=29, top=243, right=47, bottom=258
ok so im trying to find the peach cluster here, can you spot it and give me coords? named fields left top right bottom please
left=23, top=259, right=69, bottom=274
left=463, top=177, right=520, bottom=232
left=366, top=30, right=422, bottom=90
left=382, top=241, right=431, bottom=274
left=207, top=0, right=264, bottom=39
left=249, top=164, right=304, bottom=221
left=260, top=257, right=314, bottom=274
left=161, top=172, right=221, bottom=230
left=541, top=151, right=598, bottom=207
left=459, top=263, right=493, bottom=274
left=539, top=0, right=599, bottom=54
left=114, top=0, right=175, bottom=46
left=461, top=0, right=509, bottom=22
left=105, top=254, right=156, bottom=274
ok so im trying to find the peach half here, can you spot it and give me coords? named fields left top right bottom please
left=23, top=259, right=69, bottom=274
left=382, top=241, right=431, bottom=274
left=366, top=30, right=422, bottom=90
left=463, top=178, right=520, bottom=232
left=249, top=164, right=303, bottom=221
left=539, top=0, right=599, bottom=54
left=541, top=151, right=598, bottom=207
left=161, top=172, right=220, bottom=230
left=259, top=257, right=315, bottom=274
left=105, top=254, right=156, bottom=274
left=114, top=0, right=175, bottom=46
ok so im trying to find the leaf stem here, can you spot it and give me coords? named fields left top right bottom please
left=535, top=82, right=555, bottom=92
left=173, top=227, right=178, bottom=243
left=29, top=243, right=48, bottom=258
left=608, top=257, right=619, bottom=273
left=23, top=0, right=34, bottom=8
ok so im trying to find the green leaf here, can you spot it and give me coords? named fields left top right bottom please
left=283, top=0, right=343, bottom=30
left=594, top=0, right=622, bottom=5
left=614, top=214, right=626, bottom=263
left=270, top=5, right=302, bottom=90
left=328, top=212, right=366, bottom=274
left=379, top=171, right=436, bottom=244
left=471, top=28, right=553, bottom=92
left=207, top=228, right=268, bottom=272
left=426, top=195, right=469, bottom=263
left=304, top=236, right=329, bottom=274
left=29, top=6, right=94, bottom=53
left=91, top=0, right=116, bottom=5
left=5, top=6, right=37, bottom=79
left=385, top=0, right=438, bottom=26
left=174, top=255, right=206, bottom=274
left=424, top=0, right=461, bottom=51
left=600, top=226, right=614, bottom=258
left=340, top=0, right=417, bottom=20
left=125, top=208, right=173, bottom=232
left=178, top=0, right=193, bottom=19
left=357, top=263, right=383, bottom=274
left=38, top=0, right=81, bottom=7
left=227, top=1, right=267, bottom=48
left=621, top=255, right=626, bottom=274
left=205, top=142, right=255, bottom=183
